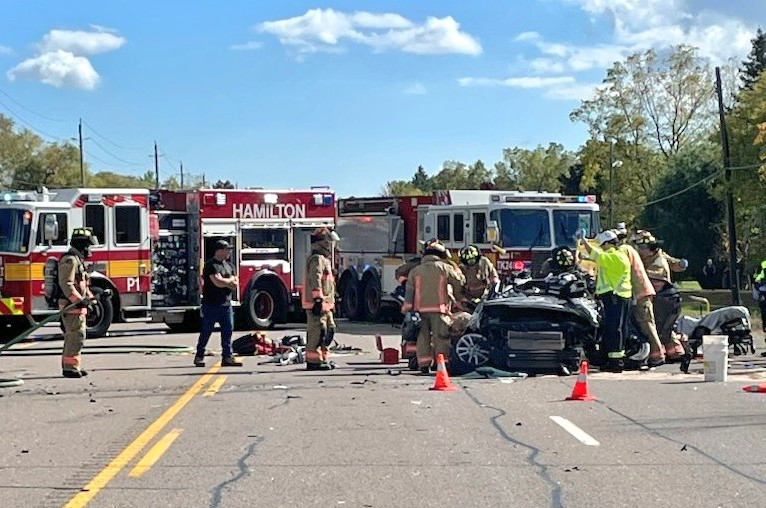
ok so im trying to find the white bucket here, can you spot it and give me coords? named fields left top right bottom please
left=703, top=335, right=728, bottom=382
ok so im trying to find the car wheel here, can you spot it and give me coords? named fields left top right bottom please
left=342, top=279, right=363, bottom=320
left=363, top=277, right=382, bottom=320
left=450, top=333, right=491, bottom=376
left=247, top=283, right=278, bottom=329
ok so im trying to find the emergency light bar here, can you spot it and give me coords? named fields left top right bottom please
left=491, top=193, right=597, bottom=204
left=313, top=194, right=333, bottom=206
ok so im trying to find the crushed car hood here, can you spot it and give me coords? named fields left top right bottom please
left=479, top=293, right=600, bottom=327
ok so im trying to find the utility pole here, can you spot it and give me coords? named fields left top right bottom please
left=180, top=161, right=184, bottom=189
left=78, top=118, right=85, bottom=186
left=202, top=173, right=206, bottom=188
left=716, top=66, right=740, bottom=305
left=154, top=141, right=159, bottom=189
left=608, top=140, right=614, bottom=228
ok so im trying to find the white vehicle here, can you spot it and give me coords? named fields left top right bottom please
left=423, top=190, right=601, bottom=276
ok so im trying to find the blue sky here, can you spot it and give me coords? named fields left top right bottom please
left=0, top=1, right=762, bottom=197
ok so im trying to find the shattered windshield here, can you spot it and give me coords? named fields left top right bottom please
left=0, top=208, right=32, bottom=254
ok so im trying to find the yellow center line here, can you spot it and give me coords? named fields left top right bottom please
left=128, top=428, right=183, bottom=478
left=203, top=375, right=228, bottom=397
left=61, top=363, right=221, bottom=508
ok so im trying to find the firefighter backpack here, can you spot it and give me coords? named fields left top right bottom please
left=44, top=257, right=65, bottom=307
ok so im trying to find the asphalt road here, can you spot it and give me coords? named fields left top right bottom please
left=2, top=320, right=766, bottom=508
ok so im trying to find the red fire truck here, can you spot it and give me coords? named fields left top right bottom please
left=0, top=188, right=153, bottom=338
left=0, top=187, right=336, bottom=338
left=335, top=195, right=434, bottom=320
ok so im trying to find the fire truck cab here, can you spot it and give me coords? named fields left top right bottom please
left=424, top=190, right=600, bottom=276
left=150, top=188, right=337, bottom=331
left=0, top=188, right=152, bottom=338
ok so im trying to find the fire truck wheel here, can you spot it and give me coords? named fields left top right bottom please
left=362, top=276, right=382, bottom=320
left=246, top=283, right=279, bottom=329
left=85, top=287, right=114, bottom=338
left=341, top=279, right=363, bottom=320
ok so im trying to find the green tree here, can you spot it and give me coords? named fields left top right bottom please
left=741, top=28, right=766, bottom=90
left=726, top=73, right=766, bottom=271
left=639, top=142, right=724, bottom=279
left=382, top=180, right=425, bottom=196
left=411, top=165, right=432, bottom=192
left=498, top=143, right=573, bottom=192
left=572, top=46, right=715, bottom=159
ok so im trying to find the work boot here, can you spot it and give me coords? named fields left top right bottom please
left=647, top=356, right=665, bottom=368
left=222, top=357, right=243, bottom=367
left=306, top=362, right=332, bottom=371
left=194, top=356, right=205, bottom=367
left=419, top=366, right=431, bottom=375
left=605, top=360, right=624, bottom=373
left=62, top=369, right=88, bottom=378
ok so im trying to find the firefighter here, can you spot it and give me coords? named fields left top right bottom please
left=302, top=227, right=340, bottom=371
left=458, top=244, right=500, bottom=301
left=58, top=228, right=98, bottom=378
left=580, top=230, right=632, bottom=373
left=614, top=226, right=664, bottom=367
left=634, top=232, right=686, bottom=361
left=541, top=246, right=576, bottom=277
left=402, top=240, right=466, bottom=374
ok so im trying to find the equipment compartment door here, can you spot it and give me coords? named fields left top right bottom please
left=291, top=228, right=314, bottom=292
left=202, top=234, right=239, bottom=303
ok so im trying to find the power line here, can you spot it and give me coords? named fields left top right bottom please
left=0, top=88, right=67, bottom=123
left=87, top=136, right=142, bottom=166
left=636, top=169, right=723, bottom=209
left=0, top=97, right=65, bottom=142
left=81, top=119, right=140, bottom=151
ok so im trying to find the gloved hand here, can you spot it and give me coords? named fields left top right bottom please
left=75, top=299, right=89, bottom=309
left=312, top=298, right=323, bottom=316
left=86, top=299, right=98, bottom=314
left=679, top=259, right=689, bottom=270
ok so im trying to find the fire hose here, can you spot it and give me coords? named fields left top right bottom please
left=1, top=299, right=194, bottom=388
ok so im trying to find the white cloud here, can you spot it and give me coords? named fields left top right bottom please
left=529, top=58, right=566, bottom=74
left=551, top=0, right=753, bottom=65
left=458, top=74, right=601, bottom=101
left=403, top=82, right=427, bottom=95
left=7, top=50, right=100, bottom=89
left=0, top=45, right=12, bottom=55
left=543, top=82, right=603, bottom=100
left=459, top=76, right=575, bottom=88
left=258, top=8, right=481, bottom=56
left=6, top=27, right=125, bottom=90
left=39, top=28, right=125, bottom=55
left=230, top=41, right=263, bottom=51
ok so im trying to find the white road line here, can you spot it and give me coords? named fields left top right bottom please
left=549, top=416, right=600, bottom=446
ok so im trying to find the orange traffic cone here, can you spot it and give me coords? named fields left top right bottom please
left=743, top=383, right=766, bottom=393
left=429, top=354, right=458, bottom=392
left=566, top=360, right=596, bottom=401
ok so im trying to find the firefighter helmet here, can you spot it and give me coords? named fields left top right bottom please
left=423, top=239, right=448, bottom=259
left=633, top=231, right=660, bottom=248
left=459, top=245, right=480, bottom=266
left=70, top=227, right=98, bottom=257
left=554, top=247, right=575, bottom=270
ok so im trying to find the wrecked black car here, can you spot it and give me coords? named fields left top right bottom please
left=449, top=273, right=601, bottom=376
